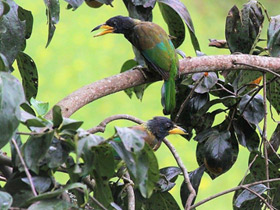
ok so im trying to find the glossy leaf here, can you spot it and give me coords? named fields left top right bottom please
left=23, top=131, right=54, bottom=173
left=52, top=105, right=63, bottom=128
left=111, top=141, right=159, bottom=198
left=91, top=145, right=115, bottom=209
left=60, top=118, right=83, bottom=132
left=233, top=116, right=259, bottom=151
left=160, top=166, right=181, bottom=182
left=192, top=72, right=218, bottom=94
left=28, top=198, right=76, bottom=210
left=115, top=127, right=145, bottom=152
left=272, top=185, right=280, bottom=209
left=30, top=98, right=49, bottom=116
left=239, top=94, right=264, bottom=125
left=64, top=0, right=84, bottom=10
left=0, top=72, right=25, bottom=149
left=158, top=0, right=200, bottom=51
left=0, top=0, right=25, bottom=70
left=266, top=73, right=280, bottom=113
left=0, top=1, right=10, bottom=17
left=45, top=137, right=70, bottom=168
left=17, top=6, right=33, bottom=40
left=22, top=176, right=52, bottom=194
left=44, top=0, right=60, bottom=47
left=233, top=173, right=262, bottom=210
left=16, top=52, right=38, bottom=101
left=234, top=184, right=267, bottom=208
left=123, top=0, right=153, bottom=21
left=267, top=15, right=280, bottom=57
left=25, top=183, right=88, bottom=206
left=180, top=165, right=205, bottom=206
left=196, top=129, right=238, bottom=179
left=143, top=191, right=180, bottom=210
left=0, top=191, right=12, bottom=210
left=225, top=1, right=264, bottom=54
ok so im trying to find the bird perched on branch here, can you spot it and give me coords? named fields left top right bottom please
left=92, top=15, right=179, bottom=115
left=112, top=116, right=186, bottom=151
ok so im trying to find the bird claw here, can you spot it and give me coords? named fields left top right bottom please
left=132, top=65, right=148, bottom=79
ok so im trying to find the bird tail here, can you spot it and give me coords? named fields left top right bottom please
left=162, top=78, right=176, bottom=115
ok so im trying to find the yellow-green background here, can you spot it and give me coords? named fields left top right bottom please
left=9, top=0, right=280, bottom=209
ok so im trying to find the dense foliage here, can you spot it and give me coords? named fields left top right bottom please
left=0, top=0, right=280, bottom=209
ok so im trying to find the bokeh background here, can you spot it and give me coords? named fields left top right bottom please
left=9, top=0, right=280, bottom=209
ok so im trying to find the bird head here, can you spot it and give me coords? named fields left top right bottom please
left=92, top=15, right=135, bottom=37
left=146, top=116, right=187, bottom=141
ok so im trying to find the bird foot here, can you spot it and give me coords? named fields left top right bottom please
left=132, top=65, right=148, bottom=80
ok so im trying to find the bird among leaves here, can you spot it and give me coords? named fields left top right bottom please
left=92, top=15, right=179, bottom=115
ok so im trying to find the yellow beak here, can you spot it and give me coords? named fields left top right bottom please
left=168, top=125, right=187, bottom=135
left=91, top=24, right=115, bottom=37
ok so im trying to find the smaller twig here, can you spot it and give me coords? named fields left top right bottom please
left=162, top=138, right=196, bottom=210
left=215, top=82, right=236, bottom=96
left=240, top=153, right=259, bottom=185
left=76, top=188, right=107, bottom=210
left=175, top=75, right=204, bottom=122
left=11, top=138, right=37, bottom=197
left=190, top=178, right=280, bottom=209
left=266, top=140, right=280, bottom=159
left=233, top=61, right=280, bottom=79
left=262, top=73, right=270, bottom=192
left=242, top=186, right=274, bottom=210
left=16, top=132, right=37, bottom=136
left=88, top=114, right=144, bottom=134
left=123, top=171, right=135, bottom=210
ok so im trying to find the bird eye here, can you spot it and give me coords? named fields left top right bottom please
left=165, top=123, right=172, bottom=129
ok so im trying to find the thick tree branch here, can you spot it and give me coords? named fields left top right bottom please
left=46, top=55, right=280, bottom=118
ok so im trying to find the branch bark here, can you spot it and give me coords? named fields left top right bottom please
left=46, top=54, right=280, bottom=118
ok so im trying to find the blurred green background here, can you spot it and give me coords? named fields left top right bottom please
left=10, top=0, right=280, bottom=209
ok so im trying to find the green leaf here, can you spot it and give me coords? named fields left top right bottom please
left=30, top=98, right=49, bottom=116
left=115, top=127, right=145, bottom=152
left=225, top=1, right=264, bottom=54
left=197, top=129, right=238, bottom=179
left=17, top=6, right=33, bottom=40
left=44, top=0, right=60, bottom=47
left=157, top=166, right=181, bottom=192
left=192, top=72, right=218, bottom=94
left=123, top=0, right=153, bottom=21
left=22, top=176, right=52, bottom=194
left=266, top=73, right=280, bottom=113
left=0, top=53, right=10, bottom=72
left=64, top=0, right=84, bottom=10
left=52, top=105, right=63, bottom=128
left=45, top=137, right=70, bottom=168
left=0, top=1, right=10, bottom=18
left=158, top=0, right=200, bottom=50
left=143, top=191, right=180, bottom=210
left=0, top=72, right=25, bottom=149
left=239, top=94, right=264, bottom=125
left=267, top=15, right=280, bottom=57
left=91, top=145, right=115, bottom=209
left=180, top=165, right=205, bottom=206
left=94, top=0, right=113, bottom=6
left=60, top=118, right=83, bottom=132
left=120, top=59, right=150, bottom=100
left=25, top=183, right=88, bottom=206
left=110, top=141, right=159, bottom=198
left=23, top=131, right=54, bottom=173
left=16, top=52, right=38, bottom=101
left=233, top=116, right=259, bottom=152
left=28, top=198, right=76, bottom=210
left=0, top=0, right=26, bottom=70
left=0, top=191, right=12, bottom=210
left=272, top=185, right=280, bottom=209
left=234, top=184, right=268, bottom=208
